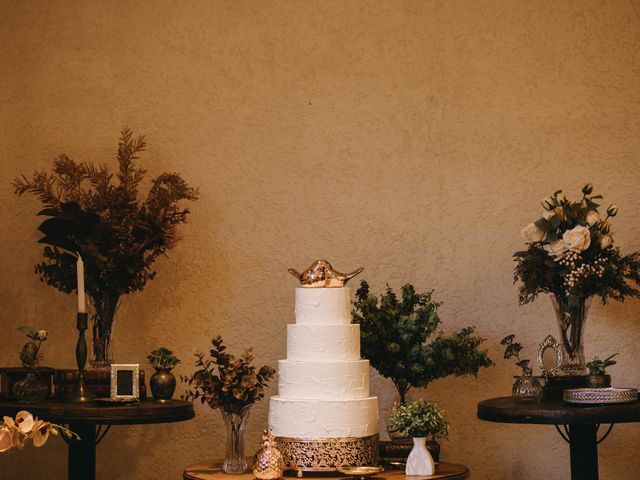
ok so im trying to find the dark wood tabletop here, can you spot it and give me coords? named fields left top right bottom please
left=184, top=461, right=469, bottom=480
left=477, top=396, right=640, bottom=425
left=0, top=398, right=195, bottom=425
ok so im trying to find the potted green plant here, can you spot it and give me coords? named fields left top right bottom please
left=13, top=128, right=198, bottom=368
left=182, top=336, right=275, bottom=474
left=147, top=347, right=181, bottom=402
left=387, top=399, right=449, bottom=476
left=586, top=353, right=617, bottom=388
left=514, top=184, right=640, bottom=375
left=353, top=280, right=491, bottom=449
left=501, top=334, right=542, bottom=402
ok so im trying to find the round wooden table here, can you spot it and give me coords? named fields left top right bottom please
left=0, top=399, right=195, bottom=480
left=184, top=461, right=469, bottom=480
left=477, top=396, right=640, bottom=480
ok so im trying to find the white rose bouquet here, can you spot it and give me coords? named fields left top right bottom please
left=514, top=184, right=640, bottom=304
left=514, top=185, right=640, bottom=374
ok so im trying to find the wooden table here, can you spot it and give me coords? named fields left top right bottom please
left=0, top=399, right=195, bottom=480
left=183, top=461, right=469, bottom=480
left=477, top=396, right=640, bottom=480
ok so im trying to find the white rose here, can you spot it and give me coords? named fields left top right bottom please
left=542, top=196, right=555, bottom=210
left=35, top=330, right=48, bottom=341
left=544, top=239, right=569, bottom=260
left=600, top=235, right=613, bottom=249
left=521, top=223, right=546, bottom=242
left=586, top=210, right=600, bottom=226
left=562, top=225, right=591, bottom=252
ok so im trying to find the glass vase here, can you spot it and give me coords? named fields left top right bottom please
left=512, top=371, right=543, bottom=402
left=90, top=294, right=121, bottom=369
left=221, top=406, right=251, bottom=474
left=550, top=295, right=592, bottom=375
left=12, top=372, right=49, bottom=403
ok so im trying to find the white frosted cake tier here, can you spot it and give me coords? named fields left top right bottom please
left=277, top=359, right=370, bottom=399
left=295, top=287, right=352, bottom=325
left=269, top=396, right=379, bottom=439
left=287, top=324, right=360, bottom=361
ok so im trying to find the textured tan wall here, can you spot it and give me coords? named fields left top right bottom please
left=2, top=1, right=640, bottom=478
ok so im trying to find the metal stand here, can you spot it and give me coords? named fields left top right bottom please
left=67, top=312, right=95, bottom=403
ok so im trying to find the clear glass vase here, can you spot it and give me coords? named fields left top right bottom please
left=512, top=369, right=543, bottom=402
left=12, top=372, right=49, bottom=403
left=221, top=406, right=251, bottom=474
left=90, top=294, right=121, bottom=369
left=550, top=295, right=591, bottom=375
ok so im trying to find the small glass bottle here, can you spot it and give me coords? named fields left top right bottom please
left=512, top=367, right=543, bottom=402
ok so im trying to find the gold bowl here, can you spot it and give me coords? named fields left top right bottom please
left=337, top=466, right=384, bottom=480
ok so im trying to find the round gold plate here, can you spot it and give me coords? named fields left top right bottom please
left=337, top=466, right=384, bottom=480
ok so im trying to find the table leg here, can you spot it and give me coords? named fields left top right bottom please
left=68, top=423, right=97, bottom=480
left=569, top=424, right=598, bottom=480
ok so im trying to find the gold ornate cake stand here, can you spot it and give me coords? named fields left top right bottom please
left=274, top=434, right=380, bottom=474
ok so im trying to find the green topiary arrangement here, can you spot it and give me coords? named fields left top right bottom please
left=387, top=399, right=449, bottom=439
left=353, top=281, right=493, bottom=404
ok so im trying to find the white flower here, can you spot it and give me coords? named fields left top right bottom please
left=32, top=421, right=50, bottom=448
left=0, top=427, right=12, bottom=452
left=521, top=223, right=546, bottom=242
left=556, top=192, right=567, bottom=205
left=600, top=235, right=613, bottom=249
left=35, top=330, right=48, bottom=341
left=14, top=411, right=34, bottom=434
left=562, top=225, right=591, bottom=252
left=607, top=205, right=618, bottom=217
left=544, top=239, right=569, bottom=259
left=586, top=210, right=600, bottom=226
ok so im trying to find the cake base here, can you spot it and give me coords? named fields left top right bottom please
left=274, top=434, right=379, bottom=473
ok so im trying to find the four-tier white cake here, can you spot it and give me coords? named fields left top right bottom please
left=269, top=286, right=379, bottom=471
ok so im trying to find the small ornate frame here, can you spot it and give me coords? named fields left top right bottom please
left=537, top=335, right=563, bottom=377
left=110, top=364, right=140, bottom=400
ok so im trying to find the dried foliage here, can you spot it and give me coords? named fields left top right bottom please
left=12, top=128, right=198, bottom=303
left=181, top=336, right=276, bottom=414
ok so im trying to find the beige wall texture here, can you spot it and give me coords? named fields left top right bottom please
left=2, top=1, right=640, bottom=478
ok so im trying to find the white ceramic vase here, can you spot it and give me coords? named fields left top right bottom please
left=405, top=437, right=435, bottom=476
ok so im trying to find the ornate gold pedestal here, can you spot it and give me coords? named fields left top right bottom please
left=274, top=434, right=379, bottom=473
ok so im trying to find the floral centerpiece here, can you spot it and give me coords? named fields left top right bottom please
left=353, top=281, right=493, bottom=405
left=387, top=399, right=449, bottom=476
left=514, top=184, right=640, bottom=374
left=13, top=128, right=198, bottom=368
left=182, top=336, right=275, bottom=474
left=0, top=410, right=78, bottom=452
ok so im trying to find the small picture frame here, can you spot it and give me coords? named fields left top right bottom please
left=110, top=364, right=140, bottom=400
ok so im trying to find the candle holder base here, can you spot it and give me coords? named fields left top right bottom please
left=66, top=377, right=96, bottom=403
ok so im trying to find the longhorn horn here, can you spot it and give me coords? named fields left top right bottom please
left=341, top=266, right=365, bottom=284
left=288, top=268, right=302, bottom=280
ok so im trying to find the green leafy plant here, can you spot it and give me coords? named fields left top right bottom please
left=514, top=184, right=640, bottom=305
left=17, top=327, right=48, bottom=370
left=12, top=127, right=198, bottom=307
left=387, top=399, right=449, bottom=439
left=586, top=353, right=618, bottom=375
left=353, top=281, right=493, bottom=404
left=181, top=336, right=276, bottom=414
left=147, top=347, right=181, bottom=371
left=501, top=334, right=531, bottom=375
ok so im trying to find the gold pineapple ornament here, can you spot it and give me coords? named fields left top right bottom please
left=253, top=429, right=285, bottom=480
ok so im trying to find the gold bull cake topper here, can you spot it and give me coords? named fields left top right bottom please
left=288, top=260, right=364, bottom=288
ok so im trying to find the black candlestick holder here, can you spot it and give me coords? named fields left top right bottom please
left=67, top=312, right=95, bottom=403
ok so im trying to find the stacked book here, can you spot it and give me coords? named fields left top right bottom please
left=54, top=369, right=147, bottom=399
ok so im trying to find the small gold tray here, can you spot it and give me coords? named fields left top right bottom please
left=337, top=466, right=384, bottom=480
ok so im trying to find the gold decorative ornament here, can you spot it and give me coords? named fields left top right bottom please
left=274, top=434, right=379, bottom=474
left=288, top=260, right=364, bottom=288
left=253, top=429, right=285, bottom=480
